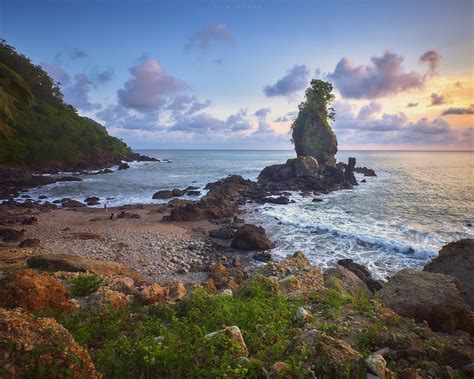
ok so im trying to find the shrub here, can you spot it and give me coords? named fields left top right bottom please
left=69, top=275, right=104, bottom=298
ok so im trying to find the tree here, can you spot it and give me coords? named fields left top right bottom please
left=0, top=63, right=33, bottom=141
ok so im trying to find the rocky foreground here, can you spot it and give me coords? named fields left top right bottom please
left=0, top=236, right=473, bottom=378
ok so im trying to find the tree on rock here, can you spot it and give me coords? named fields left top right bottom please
left=291, top=79, right=337, bottom=168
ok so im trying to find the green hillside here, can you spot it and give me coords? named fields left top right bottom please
left=0, top=40, right=131, bottom=169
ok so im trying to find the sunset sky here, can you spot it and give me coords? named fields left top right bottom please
left=2, top=0, right=473, bottom=150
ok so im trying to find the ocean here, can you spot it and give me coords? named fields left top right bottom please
left=23, top=150, right=474, bottom=279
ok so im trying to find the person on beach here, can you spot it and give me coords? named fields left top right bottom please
left=104, top=202, right=108, bottom=213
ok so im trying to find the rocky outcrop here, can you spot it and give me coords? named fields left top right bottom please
left=80, top=289, right=131, bottom=313
left=0, top=307, right=100, bottom=378
left=0, top=228, right=25, bottom=242
left=337, top=258, right=382, bottom=293
left=27, top=254, right=145, bottom=284
left=62, top=199, right=86, bottom=208
left=230, top=224, right=275, bottom=251
left=258, top=156, right=359, bottom=191
left=380, top=269, right=474, bottom=334
left=209, top=226, right=235, bottom=240
left=424, top=238, right=474, bottom=309
left=163, top=175, right=262, bottom=222
left=0, top=269, right=76, bottom=315
left=354, top=166, right=377, bottom=176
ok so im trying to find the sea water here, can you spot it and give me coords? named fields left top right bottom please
left=22, top=150, right=474, bottom=279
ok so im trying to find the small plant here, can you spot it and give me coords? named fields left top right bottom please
left=357, top=323, right=381, bottom=356
left=69, top=275, right=104, bottom=297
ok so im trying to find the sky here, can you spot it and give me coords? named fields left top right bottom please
left=1, top=0, right=473, bottom=150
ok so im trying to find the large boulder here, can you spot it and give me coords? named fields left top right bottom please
left=27, top=253, right=145, bottom=284
left=324, top=267, right=372, bottom=298
left=0, top=307, right=100, bottom=378
left=424, top=238, right=474, bottom=309
left=337, top=258, right=382, bottom=293
left=230, top=224, right=275, bottom=251
left=380, top=269, right=474, bottom=334
left=0, top=269, right=76, bottom=315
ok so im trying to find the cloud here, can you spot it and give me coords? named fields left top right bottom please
left=41, top=63, right=70, bottom=85
left=94, top=68, right=114, bottom=84
left=419, top=50, right=441, bottom=75
left=226, top=109, right=252, bottom=131
left=357, top=101, right=382, bottom=120
left=263, top=65, right=310, bottom=98
left=63, top=73, right=100, bottom=111
left=327, top=51, right=427, bottom=99
left=118, top=58, right=188, bottom=112
left=185, top=23, right=234, bottom=50
left=430, top=93, right=446, bottom=106
left=454, top=81, right=463, bottom=88
left=70, top=48, right=88, bottom=60
left=332, top=102, right=471, bottom=146
left=406, top=102, right=419, bottom=108
left=441, top=105, right=474, bottom=115
left=274, top=116, right=289, bottom=122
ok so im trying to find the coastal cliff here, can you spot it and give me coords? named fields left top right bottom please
left=0, top=41, right=139, bottom=171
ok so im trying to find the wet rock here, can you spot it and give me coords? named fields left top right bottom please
left=0, top=228, right=25, bottom=242
left=27, top=254, right=145, bottom=284
left=0, top=269, right=76, bottom=315
left=172, top=188, right=185, bottom=197
left=152, top=190, right=174, bottom=199
left=424, top=238, right=474, bottom=309
left=167, top=198, right=192, bottom=208
left=231, top=224, right=275, bottom=251
left=56, top=176, right=82, bottom=182
left=380, top=269, right=474, bottom=334
left=0, top=307, right=100, bottom=378
left=62, top=199, right=86, bottom=208
left=18, top=238, right=40, bottom=248
left=253, top=251, right=272, bottom=262
left=355, top=166, right=377, bottom=176
left=186, top=190, right=201, bottom=196
left=209, top=226, right=235, bottom=240
left=264, top=196, right=290, bottom=205
left=85, top=196, right=100, bottom=203
left=337, top=258, right=382, bottom=293
left=118, top=162, right=130, bottom=170
left=324, top=267, right=372, bottom=298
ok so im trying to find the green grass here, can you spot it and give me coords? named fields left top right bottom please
left=69, top=275, right=104, bottom=298
left=59, top=281, right=306, bottom=378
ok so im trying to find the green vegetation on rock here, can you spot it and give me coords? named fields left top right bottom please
left=0, top=40, right=131, bottom=168
left=291, top=79, right=338, bottom=167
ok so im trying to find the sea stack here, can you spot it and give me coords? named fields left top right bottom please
left=291, top=79, right=338, bottom=169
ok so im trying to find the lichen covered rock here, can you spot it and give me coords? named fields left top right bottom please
left=0, top=307, right=101, bottom=378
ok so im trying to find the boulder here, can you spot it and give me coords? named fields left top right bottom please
left=152, top=190, right=174, bottom=199
left=0, top=269, right=76, bottom=315
left=424, top=238, right=474, bottom=309
left=27, top=254, right=145, bottom=284
left=209, top=226, right=235, bottom=240
left=18, top=238, right=40, bottom=248
left=337, top=258, right=382, bottom=293
left=324, top=267, right=372, bottom=298
left=84, top=196, right=100, bottom=203
left=172, top=188, right=185, bottom=197
left=264, top=196, right=290, bottom=205
left=230, top=224, right=275, bottom=251
left=380, top=269, right=474, bottom=334
left=293, top=155, right=320, bottom=177
left=118, top=162, right=130, bottom=170
left=62, top=199, right=86, bottom=208
left=253, top=251, right=272, bottom=262
left=289, top=329, right=362, bottom=375
left=355, top=166, right=377, bottom=176
left=0, top=308, right=100, bottom=378
left=139, top=283, right=166, bottom=305
left=81, top=289, right=131, bottom=313
left=209, top=263, right=246, bottom=290
left=0, top=228, right=25, bottom=242
left=186, top=190, right=201, bottom=196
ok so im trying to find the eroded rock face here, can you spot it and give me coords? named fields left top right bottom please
left=424, top=238, right=474, bottom=309
left=292, top=115, right=338, bottom=168
left=380, top=269, right=474, bottom=334
left=0, top=269, right=76, bottom=315
left=230, top=224, right=275, bottom=251
left=0, top=307, right=101, bottom=378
